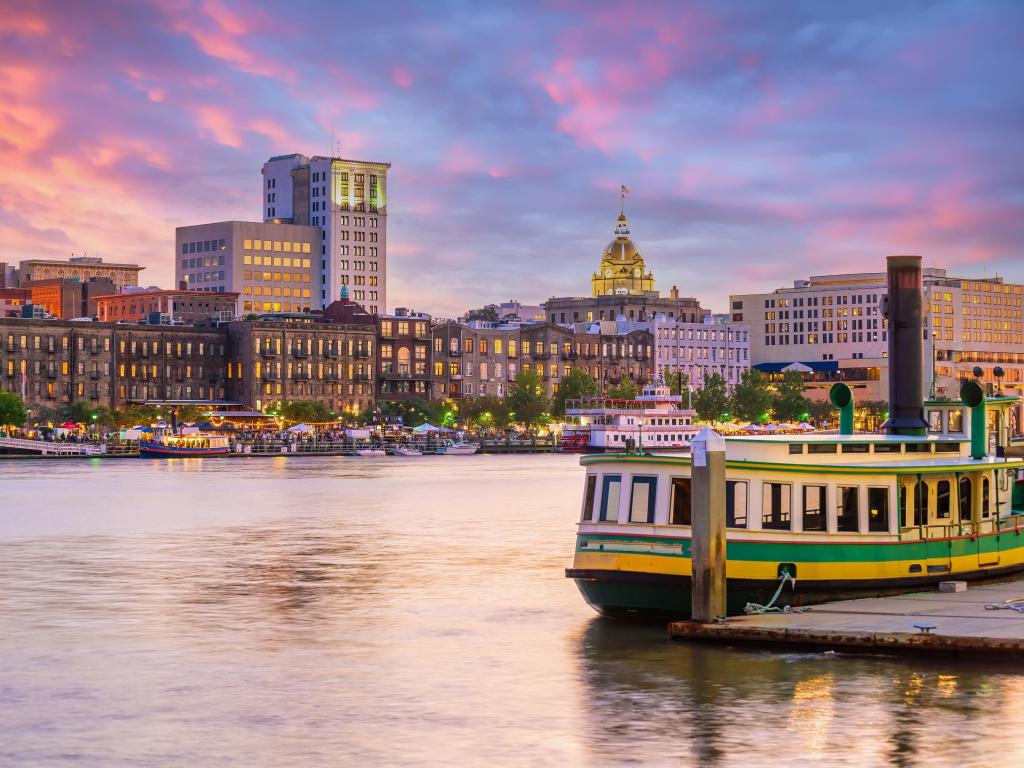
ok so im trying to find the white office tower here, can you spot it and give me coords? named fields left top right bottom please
left=262, top=153, right=390, bottom=314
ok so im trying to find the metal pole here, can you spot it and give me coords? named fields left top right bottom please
left=691, top=427, right=727, bottom=622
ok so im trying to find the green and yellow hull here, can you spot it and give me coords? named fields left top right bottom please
left=568, top=526, right=1024, bottom=620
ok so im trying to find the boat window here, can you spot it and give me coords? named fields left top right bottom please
left=837, top=486, right=859, bottom=532
left=868, top=487, right=889, bottom=532
left=982, top=476, right=991, bottom=518
left=807, top=443, right=837, bottom=454
left=959, top=476, right=972, bottom=521
left=726, top=480, right=748, bottom=528
left=583, top=475, right=597, bottom=521
left=948, top=409, right=964, bottom=433
left=874, top=443, right=902, bottom=453
left=936, top=480, right=952, bottom=520
left=600, top=475, right=621, bottom=522
left=914, top=480, right=929, bottom=526
left=788, top=444, right=804, bottom=455
left=629, top=476, right=657, bottom=524
left=761, top=482, right=792, bottom=531
left=802, top=485, right=826, bottom=531
left=905, top=443, right=933, bottom=453
left=935, top=443, right=960, bottom=453
left=927, top=411, right=943, bottom=433
left=670, top=478, right=692, bottom=525
left=841, top=443, right=869, bottom=453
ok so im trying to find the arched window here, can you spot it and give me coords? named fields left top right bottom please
left=397, top=346, right=410, bottom=375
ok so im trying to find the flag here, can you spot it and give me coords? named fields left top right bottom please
left=621, top=184, right=631, bottom=196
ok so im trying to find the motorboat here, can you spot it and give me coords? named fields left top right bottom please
left=355, top=448, right=387, bottom=457
left=393, top=446, right=423, bottom=457
left=438, top=440, right=479, bottom=455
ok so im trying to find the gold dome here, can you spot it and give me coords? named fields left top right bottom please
left=591, top=210, right=654, bottom=297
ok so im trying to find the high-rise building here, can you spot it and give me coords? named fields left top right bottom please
left=175, top=221, right=322, bottom=317
left=262, top=153, right=390, bottom=314
left=730, top=266, right=1024, bottom=402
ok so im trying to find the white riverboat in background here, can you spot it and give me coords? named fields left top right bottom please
left=564, top=383, right=699, bottom=452
left=438, top=440, right=479, bottom=455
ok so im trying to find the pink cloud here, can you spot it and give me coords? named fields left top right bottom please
left=196, top=105, right=242, bottom=147
left=391, top=67, right=413, bottom=88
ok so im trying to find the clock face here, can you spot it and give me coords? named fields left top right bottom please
left=604, top=269, right=612, bottom=277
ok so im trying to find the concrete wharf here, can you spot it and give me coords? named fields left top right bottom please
left=669, top=580, right=1024, bottom=660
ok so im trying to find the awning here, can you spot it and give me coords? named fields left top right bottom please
left=754, top=361, right=839, bottom=374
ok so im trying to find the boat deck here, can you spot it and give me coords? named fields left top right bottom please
left=668, top=580, right=1024, bottom=659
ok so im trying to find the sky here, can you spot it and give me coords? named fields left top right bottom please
left=1, top=0, right=1022, bottom=317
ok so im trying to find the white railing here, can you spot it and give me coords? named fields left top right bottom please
left=0, top=437, right=106, bottom=456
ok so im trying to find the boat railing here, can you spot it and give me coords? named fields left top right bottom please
left=899, top=516, right=1020, bottom=541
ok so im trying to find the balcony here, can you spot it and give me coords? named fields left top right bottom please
left=561, top=351, right=578, bottom=360
left=532, top=353, right=549, bottom=360
left=292, top=373, right=310, bottom=382
left=89, top=372, right=100, bottom=380
left=325, top=373, right=339, bottom=381
left=382, top=371, right=412, bottom=380
left=260, top=349, right=277, bottom=358
left=46, top=370, right=57, bottom=379
left=354, top=373, right=371, bottom=382
left=294, top=349, right=310, bottom=359
left=448, top=349, right=462, bottom=357
left=353, top=349, right=371, bottom=359
left=262, top=373, right=278, bottom=382
left=324, top=349, right=338, bottom=358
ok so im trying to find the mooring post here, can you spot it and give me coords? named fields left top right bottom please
left=691, top=426, right=727, bottom=623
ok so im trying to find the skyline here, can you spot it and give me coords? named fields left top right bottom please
left=2, top=0, right=1023, bottom=316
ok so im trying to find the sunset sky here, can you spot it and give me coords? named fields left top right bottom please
left=2, top=0, right=1022, bottom=316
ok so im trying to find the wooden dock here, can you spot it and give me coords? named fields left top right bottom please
left=668, top=580, right=1024, bottom=660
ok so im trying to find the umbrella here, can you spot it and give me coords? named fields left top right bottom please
left=135, top=425, right=154, bottom=433
left=287, top=423, right=315, bottom=433
left=776, top=422, right=797, bottom=430
left=58, top=421, right=79, bottom=429
left=796, top=422, right=816, bottom=431
left=740, top=423, right=762, bottom=432
left=762, top=423, right=779, bottom=431
left=413, top=423, right=441, bottom=433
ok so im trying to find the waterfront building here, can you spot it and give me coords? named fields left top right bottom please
left=262, top=153, right=390, bottom=313
left=16, top=256, right=144, bottom=290
left=648, top=313, right=751, bottom=389
left=95, top=289, right=239, bottom=325
left=377, top=308, right=431, bottom=402
left=430, top=319, right=654, bottom=400
left=730, top=267, right=1024, bottom=402
left=25, top=277, right=116, bottom=319
left=175, top=220, right=322, bottom=318
left=0, top=317, right=228, bottom=411
left=544, top=210, right=707, bottom=324
left=225, top=291, right=376, bottom=414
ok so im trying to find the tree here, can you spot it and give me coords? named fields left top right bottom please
left=807, top=398, right=835, bottom=427
left=114, top=404, right=160, bottom=428
left=507, top=370, right=549, bottom=430
left=662, top=368, right=689, bottom=397
left=93, top=406, right=118, bottom=429
left=552, top=368, right=598, bottom=416
left=464, top=304, right=499, bottom=322
left=0, top=391, right=28, bottom=433
left=458, top=396, right=508, bottom=430
left=772, top=370, right=812, bottom=422
left=279, top=400, right=336, bottom=424
left=64, top=400, right=96, bottom=424
left=692, top=372, right=730, bottom=424
left=731, top=368, right=773, bottom=423
left=606, top=378, right=639, bottom=400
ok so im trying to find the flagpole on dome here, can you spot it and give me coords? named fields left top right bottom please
left=620, top=184, right=630, bottom=216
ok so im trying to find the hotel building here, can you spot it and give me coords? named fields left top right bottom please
left=377, top=308, right=432, bottom=402
left=648, top=313, right=751, bottom=389
left=16, top=256, right=143, bottom=289
left=262, top=153, right=390, bottom=314
left=730, top=266, right=1024, bottom=402
left=174, top=221, right=322, bottom=317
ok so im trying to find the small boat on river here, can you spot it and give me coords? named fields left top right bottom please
left=355, top=447, right=387, bottom=457
left=392, top=446, right=423, bottom=457
left=139, top=433, right=231, bottom=458
left=567, top=256, right=1024, bottom=619
left=438, top=440, right=479, bottom=455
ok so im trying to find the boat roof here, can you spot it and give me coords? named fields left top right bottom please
left=724, top=433, right=966, bottom=444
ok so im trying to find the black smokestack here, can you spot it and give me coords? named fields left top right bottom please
left=882, top=255, right=928, bottom=436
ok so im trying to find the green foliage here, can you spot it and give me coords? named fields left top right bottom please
left=507, top=370, right=549, bottom=429
left=93, top=406, right=118, bottom=428
left=277, top=400, right=337, bottom=424
left=807, top=398, right=835, bottom=425
left=63, top=400, right=96, bottom=424
left=730, top=368, right=773, bottom=423
left=692, top=372, right=731, bottom=424
left=552, top=368, right=598, bottom=416
left=464, top=304, right=499, bottom=322
left=113, top=404, right=160, bottom=428
left=0, top=391, right=28, bottom=432
left=661, top=368, right=689, bottom=396
left=605, top=378, right=639, bottom=400
left=859, top=400, right=889, bottom=432
left=772, top=370, right=812, bottom=422
left=458, top=396, right=510, bottom=429
left=421, top=398, right=458, bottom=428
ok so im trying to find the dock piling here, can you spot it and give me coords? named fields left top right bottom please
left=690, top=427, right=727, bottom=623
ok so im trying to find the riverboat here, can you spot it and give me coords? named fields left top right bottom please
left=564, top=383, right=699, bottom=452
left=139, top=434, right=231, bottom=458
left=567, top=256, right=1024, bottom=619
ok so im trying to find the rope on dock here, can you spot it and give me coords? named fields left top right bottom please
left=744, top=572, right=805, bottom=615
left=984, top=597, right=1024, bottom=613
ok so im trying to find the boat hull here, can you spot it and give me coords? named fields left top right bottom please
left=569, top=527, right=1024, bottom=620
left=139, top=442, right=230, bottom=458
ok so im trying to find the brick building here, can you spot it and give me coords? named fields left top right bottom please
left=25, top=277, right=116, bottom=319
left=377, top=308, right=431, bottom=402
left=95, top=289, right=240, bottom=324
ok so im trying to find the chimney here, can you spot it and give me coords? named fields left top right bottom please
left=882, top=255, right=928, bottom=436
left=670, top=285, right=679, bottom=299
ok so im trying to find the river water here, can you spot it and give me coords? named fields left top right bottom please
left=2, top=454, right=1024, bottom=767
